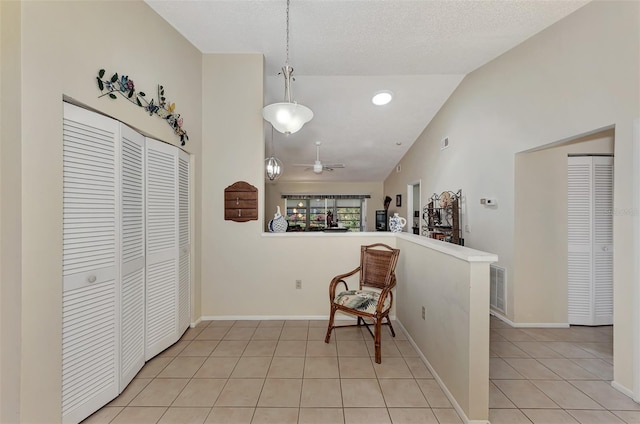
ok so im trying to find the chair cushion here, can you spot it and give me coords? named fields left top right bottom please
left=334, top=290, right=390, bottom=315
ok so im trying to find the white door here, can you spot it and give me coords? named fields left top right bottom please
left=62, top=103, right=119, bottom=424
left=178, top=150, right=191, bottom=332
left=145, top=138, right=179, bottom=359
left=568, top=156, right=614, bottom=325
left=119, top=125, right=146, bottom=391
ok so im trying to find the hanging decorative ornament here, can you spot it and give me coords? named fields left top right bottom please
left=265, top=125, right=283, bottom=181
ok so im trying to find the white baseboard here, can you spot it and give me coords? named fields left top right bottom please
left=199, top=314, right=396, bottom=322
left=611, top=380, right=636, bottom=400
left=490, top=311, right=569, bottom=328
left=394, top=320, right=489, bottom=424
left=201, top=315, right=327, bottom=321
left=190, top=317, right=202, bottom=328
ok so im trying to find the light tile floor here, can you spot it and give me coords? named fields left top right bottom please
left=83, top=319, right=456, bottom=424
left=489, top=316, right=640, bottom=424
left=83, top=317, right=640, bottom=424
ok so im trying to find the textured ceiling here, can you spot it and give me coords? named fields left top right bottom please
left=146, top=0, right=588, bottom=182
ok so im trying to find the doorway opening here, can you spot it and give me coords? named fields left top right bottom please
left=407, top=181, right=421, bottom=235
left=514, top=127, right=614, bottom=325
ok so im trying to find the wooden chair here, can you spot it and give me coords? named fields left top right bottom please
left=324, top=243, right=400, bottom=363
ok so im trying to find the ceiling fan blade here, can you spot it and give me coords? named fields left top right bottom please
left=292, top=143, right=344, bottom=174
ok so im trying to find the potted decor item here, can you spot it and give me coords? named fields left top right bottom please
left=269, top=206, right=288, bottom=232
left=389, top=213, right=407, bottom=233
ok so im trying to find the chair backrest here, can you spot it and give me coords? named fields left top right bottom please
left=359, top=243, right=400, bottom=290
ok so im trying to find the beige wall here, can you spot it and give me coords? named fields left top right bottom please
left=204, top=233, right=397, bottom=317
left=514, top=130, right=614, bottom=323
left=265, top=181, right=384, bottom=232
left=11, top=1, right=203, bottom=421
left=384, top=1, right=639, bottom=391
left=200, top=54, right=394, bottom=317
left=1, top=1, right=23, bottom=422
left=395, top=236, right=493, bottom=420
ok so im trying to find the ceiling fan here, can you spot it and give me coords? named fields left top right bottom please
left=293, top=141, right=345, bottom=174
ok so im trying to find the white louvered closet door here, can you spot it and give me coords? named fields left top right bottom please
left=145, top=138, right=179, bottom=359
left=592, top=157, right=614, bottom=325
left=178, top=150, right=191, bottom=332
left=119, top=125, right=146, bottom=391
left=568, top=156, right=614, bottom=326
left=62, top=103, right=119, bottom=424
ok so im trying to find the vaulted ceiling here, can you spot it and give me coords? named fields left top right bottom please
left=146, top=0, right=589, bottom=182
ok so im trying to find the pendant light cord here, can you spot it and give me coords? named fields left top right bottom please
left=285, top=0, right=290, bottom=67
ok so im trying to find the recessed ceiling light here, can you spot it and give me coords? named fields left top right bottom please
left=372, top=91, right=393, bottom=106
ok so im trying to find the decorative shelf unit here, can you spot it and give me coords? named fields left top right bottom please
left=422, top=189, right=463, bottom=245
left=224, top=181, right=258, bottom=222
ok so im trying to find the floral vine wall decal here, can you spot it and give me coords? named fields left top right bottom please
left=96, top=69, right=189, bottom=145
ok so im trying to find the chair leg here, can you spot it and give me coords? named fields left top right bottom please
left=386, top=316, right=396, bottom=337
left=325, top=306, right=337, bottom=344
left=374, top=318, right=382, bottom=364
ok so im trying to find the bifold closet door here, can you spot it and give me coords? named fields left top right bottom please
left=178, top=150, right=191, bottom=332
left=145, top=138, right=180, bottom=359
left=568, top=156, right=614, bottom=326
left=62, top=103, right=119, bottom=424
left=119, top=125, right=146, bottom=391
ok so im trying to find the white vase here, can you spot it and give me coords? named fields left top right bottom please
left=268, top=206, right=288, bottom=232
left=389, top=213, right=407, bottom=233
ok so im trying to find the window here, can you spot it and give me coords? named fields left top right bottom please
left=286, top=200, right=308, bottom=230
left=283, top=195, right=369, bottom=232
left=335, top=198, right=362, bottom=231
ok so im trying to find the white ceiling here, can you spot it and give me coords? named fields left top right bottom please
left=146, top=0, right=588, bottom=183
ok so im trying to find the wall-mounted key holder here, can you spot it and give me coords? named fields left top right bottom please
left=224, top=181, right=258, bottom=222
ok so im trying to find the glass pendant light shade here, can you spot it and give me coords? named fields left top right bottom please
left=265, top=156, right=283, bottom=180
left=262, top=102, right=313, bottom=135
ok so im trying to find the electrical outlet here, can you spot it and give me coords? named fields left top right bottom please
left=421, top=306, right=426, bottom=320
left=296, top=279, right=302, bottom=289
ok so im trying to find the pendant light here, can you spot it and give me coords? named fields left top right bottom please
left=265, top=125, right=283, bottom=181
left=262, top=0, right=313, bottom=135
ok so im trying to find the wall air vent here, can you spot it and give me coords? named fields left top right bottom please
left=490, top=264, right=506, bottom=314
